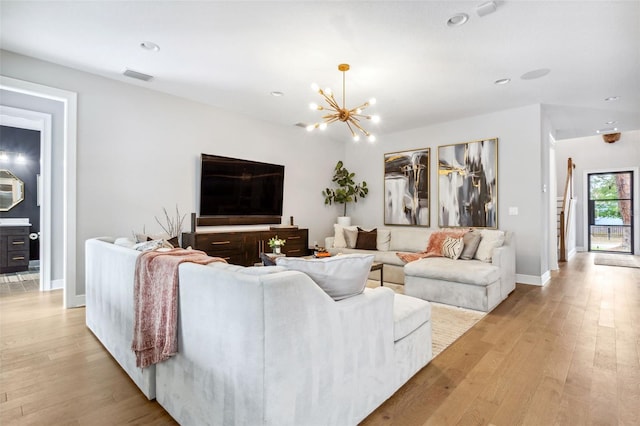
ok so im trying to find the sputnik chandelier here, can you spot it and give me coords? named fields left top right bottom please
left=306, top=64, right=380, bottom=142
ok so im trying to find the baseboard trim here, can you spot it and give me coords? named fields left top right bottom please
left=50, top=278, right=64, bottom=290
left=517, top=272, right=550, bottom=287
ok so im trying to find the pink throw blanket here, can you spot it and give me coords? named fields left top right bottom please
left=132, top=248, right=225, bottom=368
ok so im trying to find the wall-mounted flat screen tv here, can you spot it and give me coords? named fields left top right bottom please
left=200, top=154, right=284, bottom=217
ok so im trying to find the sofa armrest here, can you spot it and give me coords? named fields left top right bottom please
left=492, top=232, right=516, bottom=299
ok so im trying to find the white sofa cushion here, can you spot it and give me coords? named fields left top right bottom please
left=393, top=294, right=431, bottom=342
left=377, top=229, right=391, bottom=251
left=276, top=254, right=375, bottom=300
left=474, top=229, right=505, bottom=262
left=405, top=257, right=500, bottom=286
left=389, top=228, right=431, bottom=252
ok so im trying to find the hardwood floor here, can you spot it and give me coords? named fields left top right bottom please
left=1, top=252, right=638, bottom=425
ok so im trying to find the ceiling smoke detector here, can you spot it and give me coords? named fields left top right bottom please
left=476, top=1, right=497, bottom=17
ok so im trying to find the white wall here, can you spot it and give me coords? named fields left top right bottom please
left=1, top=50, right=344, bottom=295
left=555, top=130, right=640, bottom=253
left=344, top=104, right=547, bottom=282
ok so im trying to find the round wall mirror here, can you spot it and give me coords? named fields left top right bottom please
left=0, top=169, right=25, bottom=211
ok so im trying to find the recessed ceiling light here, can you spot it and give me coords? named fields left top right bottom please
left=494, top=78, right=511, bottom=85
left=140, top=41, right=160, bottom=52
left=447, top=13, right=469, bottom=27
left=521, top=68, right=551, bottom=80
left=604, top=96, right=620, bottom=102
left=597, top=127, right=618, bottom=134
left=270, top=91, right=284, bottom=97
left=605, top=120, right=617, bottom=125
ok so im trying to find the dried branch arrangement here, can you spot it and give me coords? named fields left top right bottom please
left=155, top=205, right=186, bottom=238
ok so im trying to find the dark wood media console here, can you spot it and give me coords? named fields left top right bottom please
left=182, top=228, right=309, bottom=266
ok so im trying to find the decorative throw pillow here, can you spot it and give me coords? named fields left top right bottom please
left=167, top=236, right=179, bottom=248
left=276, top=254, right=374, bottom=301
left=460, top=231, right=482, bottom=260
left=133, top=239, right=170, bottom=252
left=424, top=229, right=467, bottom=257
left=355, top=227, right=377, bottom=250
left=343, top=227, right=359, bottom=248
left=260, top=252, right=277, bottom=266
left=442, top=236, right=464, bottom=260
left=377, top=229, right=391, bottom=251
left=333, top=224, right=358, bottom=248
left=474, top=229, right=505, bottom=262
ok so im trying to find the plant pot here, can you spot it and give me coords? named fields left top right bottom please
left=273, top=246, right=281, bottom=254
left=337, top=216, right=351, bottom=227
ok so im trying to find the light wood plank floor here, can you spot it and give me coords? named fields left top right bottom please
left=1, top=252, right=638, bottom=425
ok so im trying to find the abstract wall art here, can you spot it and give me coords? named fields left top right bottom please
left=438, top=138, right=498, bottom=228
left=384, top=148, right=430, bottom=226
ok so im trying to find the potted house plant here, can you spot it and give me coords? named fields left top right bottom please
left=322, top=161, right=368, bottom=226
left=268, top=236, right=286, bottom=254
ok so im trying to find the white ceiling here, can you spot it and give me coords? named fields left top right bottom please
left=1, top=1, right=639, bottom=142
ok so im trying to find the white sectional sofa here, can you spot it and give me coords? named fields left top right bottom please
left=325, top=226, right=516, bottom=312
left=85, top=237, right=433, bottom=426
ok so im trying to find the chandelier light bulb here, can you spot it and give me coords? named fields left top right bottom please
left=353, top=135, right=360, bottom=142
left=310, top=82, right=319, bottom=92
left=368, top=135, right=376, bottom=143
left=325, top=87, right=332, bottom=96
left=309, top=102, right=318, bottom=110
left=369, top=98, right=377, bottom=105
left=306, top=124, right=315, bottom=132
left=371, top=115, right=380, bottom=123
left=356, top=108, right=362, bottom=114
left=319, top=123, right=327, bottom=130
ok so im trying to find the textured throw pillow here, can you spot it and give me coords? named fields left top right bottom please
left=343, top=227, right=359, bottom=248
left=355, top=227, right=377, bottom=250
left=474, top=229, right=505, bottom=262
left=377, top=229, right=391, bottom=251
left=424, top=229, right=467, bottom=257
left=276, top=254, right=374, bottom=301
left=333, top=224, right=358, bottom=248
left=460, top=231, right=482, bottom=260
left=133, top=239, right=171, bottom=251
left=442, top=236, right=464, bottom=260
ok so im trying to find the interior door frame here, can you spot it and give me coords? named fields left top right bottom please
left=583, top=166, right=639, bottom=255
left=0, top=106, right=52, bottom=290
left=0, top=76, right=80, bottom=308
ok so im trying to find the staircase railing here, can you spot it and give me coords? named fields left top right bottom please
left=559, top=158, right=575, bottom=262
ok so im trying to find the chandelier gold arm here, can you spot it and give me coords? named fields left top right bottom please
left=308, top=63, right=378, bottom=141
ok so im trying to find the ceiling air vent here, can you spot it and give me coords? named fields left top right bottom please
left=123, top=68, right=154, bottom=82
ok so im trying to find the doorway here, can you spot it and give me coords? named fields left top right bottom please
left=587, top=170, right=634, bottom=253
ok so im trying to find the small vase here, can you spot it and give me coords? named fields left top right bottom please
left=273, top=246, right=281, bottom=254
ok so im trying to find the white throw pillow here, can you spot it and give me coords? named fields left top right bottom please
left=343, top=227, right=359, bottom=248
left=442, top=236, right=464, bottom=260
left=276, top=254, right=374, bottom=301
left=474, top=229, right=505, bottom=262
left=333, top=224, right=358, bottom=248
left=377, top=229, right=391, bottom=251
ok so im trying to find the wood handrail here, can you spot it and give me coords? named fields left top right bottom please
left=559, top=158, right=575, bottom=262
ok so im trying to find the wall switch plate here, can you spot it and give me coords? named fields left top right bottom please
left=509, top=207, right=519, bottom=215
